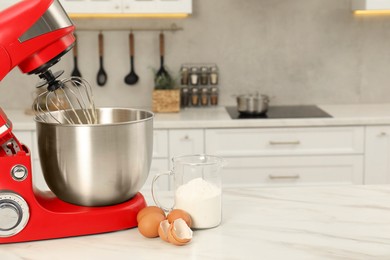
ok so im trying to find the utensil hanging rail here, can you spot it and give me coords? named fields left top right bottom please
left=76, top=23, right=183, bottom=32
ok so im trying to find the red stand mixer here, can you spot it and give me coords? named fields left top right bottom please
left=0, top=0, right=147, bottom=243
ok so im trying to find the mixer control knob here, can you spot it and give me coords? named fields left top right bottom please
left=0, top=193, right=29, bottom=237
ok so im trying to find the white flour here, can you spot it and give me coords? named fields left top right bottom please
left=174, top=177, right=222, bottom=229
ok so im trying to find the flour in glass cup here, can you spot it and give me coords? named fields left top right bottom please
left=174, top=177, right=222, bottom=229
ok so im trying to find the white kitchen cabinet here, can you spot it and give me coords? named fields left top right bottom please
left=59, top=0, right=192, bottom=15
left=365, top=126, right=390, bottom=184
left=352, top=0, right=390, bottom=11
left=168, top=129, right=204, bottom=160
left=206, top=126, right=365, bottom=186
left=141, top=158, right=169, bottom=192
left=222, top=156, right=364, bottom=187
left=60, top=0, right=122, bottom=14
left=153, top=130, right=169, bottom=158
left=206, top=127, right=365, bottom=157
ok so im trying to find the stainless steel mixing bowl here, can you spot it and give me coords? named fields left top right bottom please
left=34, top=107, right=154, bottom=206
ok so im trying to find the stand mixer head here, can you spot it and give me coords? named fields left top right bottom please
left=0, top=0, right=74, bottom=82
left=0, top=0, right=97, bottom=125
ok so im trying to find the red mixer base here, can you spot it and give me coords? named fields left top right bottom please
left=0, top=191, right=146, bottom=244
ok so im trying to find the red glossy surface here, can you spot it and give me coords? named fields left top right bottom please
left=0, top=149, right=145, bottom=243
left=0, top=0, right=75, bottom=79
left=0, top=118, right=145, bottom=244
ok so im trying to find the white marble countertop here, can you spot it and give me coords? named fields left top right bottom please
left=5, top=103, right=390, bottom=130
left=1, top=185, right=390, bottom=259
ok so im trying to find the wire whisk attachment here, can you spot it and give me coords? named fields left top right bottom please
left=33, top=77, right=98, bottom=125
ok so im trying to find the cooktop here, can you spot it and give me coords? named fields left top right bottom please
left=226, top=105, right=332, bottom=119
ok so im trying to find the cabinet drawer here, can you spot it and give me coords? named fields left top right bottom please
left=169, top=129, right=204, bottom=158
left=153, top=130, right=168, bottom=158
left=206, top=127, right=364, bottom=156
left=222, top=155, right=364, bottom=187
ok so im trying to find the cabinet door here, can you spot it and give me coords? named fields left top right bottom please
left=365, top=126, right=390, bottom=184
left=141, top=158, right=169, bottom=192
left=153, top=130, right=168, bottom=158
left=60, top=0, right=122, bottom=14
left=125, top=0, right=192, bottom=14
left=169, top=129, right=204, bottom=159
left=222, top=155, right=364, bottom=187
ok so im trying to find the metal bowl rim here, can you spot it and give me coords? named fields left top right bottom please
left=34, top=107, right=154, bottom=127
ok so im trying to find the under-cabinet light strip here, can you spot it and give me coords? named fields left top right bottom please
left=354, top=10, right=390, bottom=15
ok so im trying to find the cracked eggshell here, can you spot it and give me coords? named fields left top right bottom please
left=167, top=209, right=192, bottom=228
left=167, top=218, right=193, bottom=246
left=158, top=219, right=170, bottom=242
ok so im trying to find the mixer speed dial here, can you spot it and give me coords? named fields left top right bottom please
left=0, top=192, right=29, bottom=237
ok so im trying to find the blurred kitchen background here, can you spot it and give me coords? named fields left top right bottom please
left=2, top=0, right=390, bottom=109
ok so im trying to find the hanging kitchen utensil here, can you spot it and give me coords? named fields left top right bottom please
left=124, top=32, right=139, bottom=85
left=155, top=32, right=172, bottom=89
left=96, top=32, right=107, bottom=87
left=71, top=33, right=82, bottom=83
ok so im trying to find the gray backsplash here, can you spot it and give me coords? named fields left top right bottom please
left=2, top=0, right=390, bottom=110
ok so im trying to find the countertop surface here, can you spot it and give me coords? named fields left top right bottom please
left=5, top=103, right=390, bottom=130
left=1, top=185, right=390, bottom=259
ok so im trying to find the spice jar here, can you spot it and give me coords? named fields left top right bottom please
left=210, top=87, right=218, bottom=106
left=191, top=87, right=199, bottom=106
left=210, top=66, right=219, bottom=85
left=200, top=67, right=209, bottom=85
left=180, top=66, right=189, bottom=85
left=190, top=67, right=199, bottom=86
left=181, top=87, right=190, bottom=107
left=200, top=87, right=209, bottom=106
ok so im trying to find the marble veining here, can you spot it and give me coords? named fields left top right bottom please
left=1, top=185, right=390, bottom=259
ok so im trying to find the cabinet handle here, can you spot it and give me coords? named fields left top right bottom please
left=268, top=174, right=300, bottom=180
left=181, top=135, right=190, bottom=141
left=379, top=132, right=387, bottom=137
left=269, top=140, right=300, bottom=145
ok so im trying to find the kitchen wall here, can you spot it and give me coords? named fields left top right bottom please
left=2, top=0, right=390, bottom=110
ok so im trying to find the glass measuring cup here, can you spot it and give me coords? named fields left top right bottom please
left=152, top=154, right=225, bottom=229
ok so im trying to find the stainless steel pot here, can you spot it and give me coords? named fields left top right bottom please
left=236, top=94, right=269, bottom=114
left=34, top=107, right=154, bottom=207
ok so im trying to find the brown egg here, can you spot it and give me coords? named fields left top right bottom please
left=167, top=209, right=192, bottom=228
left=167, top=218, right=193, bottom=246
left=138, top=212, right=166, bottom=238
left=158, top=219, right=170, bottom=242
left=137, top=206, right=165, bottom=223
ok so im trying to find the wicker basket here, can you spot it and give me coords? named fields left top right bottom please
left=152, top=89, right=180, bottom=113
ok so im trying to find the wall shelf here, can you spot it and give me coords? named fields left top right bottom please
left=75, top=23, right=183, bottom=33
